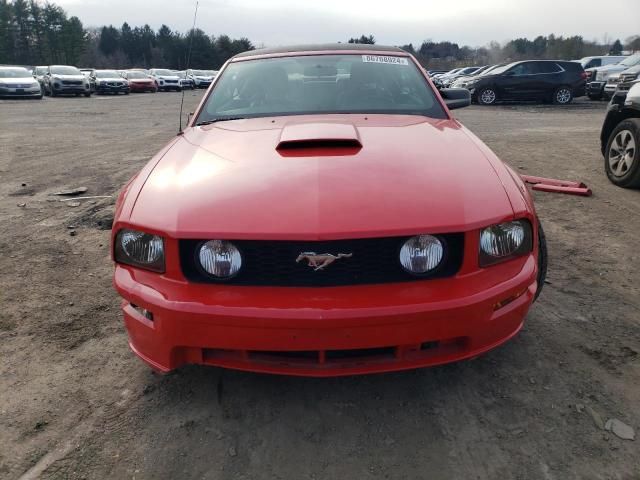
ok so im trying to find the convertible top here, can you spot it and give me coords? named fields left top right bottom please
left=233, top=44, right=406, bottom=59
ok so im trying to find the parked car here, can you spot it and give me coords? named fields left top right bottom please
left=175, top=71, right=195, bottom=90
left=111, top=44, right=547, bottom=376
left=33, top=65, right=48, bottom=89
left=469, top=60, right=586, bottom=105
left=91, top=70, right=130, bottom=95
left=43, top=65, right=91, bottom=97
left=439, top=66, right=485, bottom=87
left=452, top=64, right=505, bottom=89
left=149, top=68, right=182, bottom=91
left=123, top=71, right=158, bottom=93
left=79, top=68, right=95, bottom=78
left=0, top=66, right=42, bottom=99
left=576, top=55, right=627, bottom=70
left=614, top=65, right=640, bottom=95
left=600, top=80, right=640, bottom=188
left=432, top=68, right=462, bottom=80
left=186, top=69, right=216, bottom=88
left=427, top=69, right=448, bottom=76
left=586, top=53, right=640, bottom=100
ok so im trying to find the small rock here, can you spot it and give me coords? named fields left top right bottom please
left=529, top=377, right=536, bottom=385
left=21, top=183, right=27, bottom=187
left=142, top=385, right=155, bottom=395
left=17, top=203, right=26, bottom=207
left=586, top=406, right=605, bottom=430
left=605, top=419, right=635, bottom=441
left=228, top=446, right=237, bottom=457
left=575, top=403, right=585, bottom=414
left=54, top=187, right=88, bottom=196
left=67, top=201, right=81, bottom=208
left=544, top=279, right=552, bottom=285
left=69, top=230, right=77, bottom=237
left=67, top=225, right=77, bottom=229
left=69, top=302, right=74, bottom=306
left=34, top=420, right=48, bottom=431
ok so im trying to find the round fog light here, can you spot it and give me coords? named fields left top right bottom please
left=400, top=235, right=444, bottom=274
left=198, top=240, right=242, bottom=278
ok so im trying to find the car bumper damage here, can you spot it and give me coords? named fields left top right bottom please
left=114, top=255, right=537, bottom=376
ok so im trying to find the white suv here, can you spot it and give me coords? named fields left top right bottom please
left=149, top=69, right=182, bottom=92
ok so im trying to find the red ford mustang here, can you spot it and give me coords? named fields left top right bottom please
left=112, top=44, right=547, bottom=376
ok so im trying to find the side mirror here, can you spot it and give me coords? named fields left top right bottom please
left=441, top=88, right=471, bottom=110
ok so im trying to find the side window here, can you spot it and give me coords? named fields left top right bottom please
left=509, top=63, right=535, bottom=75
left=537, top=62, right=563, bottom=74
left=592, top=59, right=602, bottom=68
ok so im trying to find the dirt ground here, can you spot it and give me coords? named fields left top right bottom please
left=1, top=91, right=639, bottom=480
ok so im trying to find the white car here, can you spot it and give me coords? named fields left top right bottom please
left=186, top=69, right=217, bottom=88
left=149, top=69, right=182, bottom=92
left=576, top=55, right=628, bottom=70
left=0, top=66, right=42, bottom=99
left=587, top=54, right=640, bottom=100
left=43, top=65, right=92, bottom=97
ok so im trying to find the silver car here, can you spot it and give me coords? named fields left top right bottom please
left=0, top=66, right=42, bottom=99
left=43, top=65, right=92, bottom=97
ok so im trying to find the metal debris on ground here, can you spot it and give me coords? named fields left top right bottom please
left=53, top=187, right=88, bottom=196
left=67, top=201, right=81, bottom=208
left=59, top=195, right=112, bottom=202
left=520, top=174, right=592, bottom=196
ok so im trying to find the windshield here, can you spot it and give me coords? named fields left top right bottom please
left=51, top=66, right=81, bottom=75
left=0, top=67, right=31, bottom=78
left=153, top=69, right=173, bottom=76
left=487, top=63, right=518, bottom=75
left=196, top=54, right=446, bottom=123
left=95, top=70, right=120, bottom=78
left=127, top=72, right=147, bottom=79
left=35, top=67, right=47, bottom=75
left=620, top=54, right=640, bottom=67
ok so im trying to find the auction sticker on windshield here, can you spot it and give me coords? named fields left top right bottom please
left=362, top=55, right=409, bottom=65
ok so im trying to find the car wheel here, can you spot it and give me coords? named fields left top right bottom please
left=477, top=87, right=497, bottom=105
left=534, top=221, right=548, bottom=302
left=552, top=86, right=572, bottom=105
left=605, top=119, right=640, bottom=188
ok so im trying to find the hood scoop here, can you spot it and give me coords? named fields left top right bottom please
left=276, top=122, right=362, bottom=156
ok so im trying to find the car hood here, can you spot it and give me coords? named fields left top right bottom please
left=155, top=75, right=179, bottom=80
left=51, top=74, right=84, bottom=80
left=129, top=115, right=516, bottom=239
left=0, top=77, right=37, bottom=85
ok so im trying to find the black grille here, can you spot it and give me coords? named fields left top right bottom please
left=179, top=234, right=464, bottom=287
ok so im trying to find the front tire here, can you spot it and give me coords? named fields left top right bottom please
left=552, top=86, right=572, bottom=105
left=535, top=221, right=548, bottom=302
left=477, top=87, right=497, bottom=105
left=605, top=119, right=640, bottom=188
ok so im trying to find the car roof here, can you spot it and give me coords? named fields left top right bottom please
left=232, top=43, right=406, bottom=60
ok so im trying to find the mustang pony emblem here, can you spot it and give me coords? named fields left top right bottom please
left=296, top=252, right=353, bottom=271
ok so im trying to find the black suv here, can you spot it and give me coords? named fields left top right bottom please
left=600, top=80, right=640, bottom=188
left=467, top=60, right=586, bottom=105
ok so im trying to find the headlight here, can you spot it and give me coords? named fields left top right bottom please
left=198, top=240, right=242, bottom=278
left=114, top=229, right=165, bottom=272
left=479, top=220, right=533, bottom=267
left=399, top=235, right=444, bottom=274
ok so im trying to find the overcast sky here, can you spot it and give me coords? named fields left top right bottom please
left=56, top=0, right=638, bottom=47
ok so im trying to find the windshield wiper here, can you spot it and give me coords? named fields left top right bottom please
left=195, top=117, right=247, bottom=126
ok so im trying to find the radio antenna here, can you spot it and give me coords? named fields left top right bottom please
left=178, top=0, right=200, bottom=135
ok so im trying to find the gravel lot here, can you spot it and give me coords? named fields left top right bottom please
left=1, top=92, right=639, bottom=480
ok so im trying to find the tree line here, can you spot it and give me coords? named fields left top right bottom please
left=1, top=0, right=639, bottom=70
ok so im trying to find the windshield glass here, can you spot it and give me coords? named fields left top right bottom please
left=51, top=66, right=81, bottom=75
left=153, top=69, right=173, bottom=76
left=0, top=67, right=31, bottom=78
left=196, top=54, right=446, bottom=123
left=95, top=70, right=120, bottom=78
left=127, top=72, right=147, bottom=79
left=487, top=63, right=518, bottom=75
left=35, top=67, right=47, bottom=75
left=620, top=54, right=640, bottom=67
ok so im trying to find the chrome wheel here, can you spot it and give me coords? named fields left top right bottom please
left=555, top=88, right=572, bottom=104
left=608, top=130, right=636, bottom=177
left=480, top=89, right=496, bottom=104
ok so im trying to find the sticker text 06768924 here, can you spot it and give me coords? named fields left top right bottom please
left=362, top=55, right=409, bottom=66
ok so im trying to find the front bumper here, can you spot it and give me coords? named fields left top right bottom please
left=0, top=86, right=41, bottom=97
left=129, top=82, right=156, bottom=92
left=96, top=83, right=129, bottom=93
left=587, top=81, right=605, bottom=96
left=114, top=254, right=537, bottom=376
